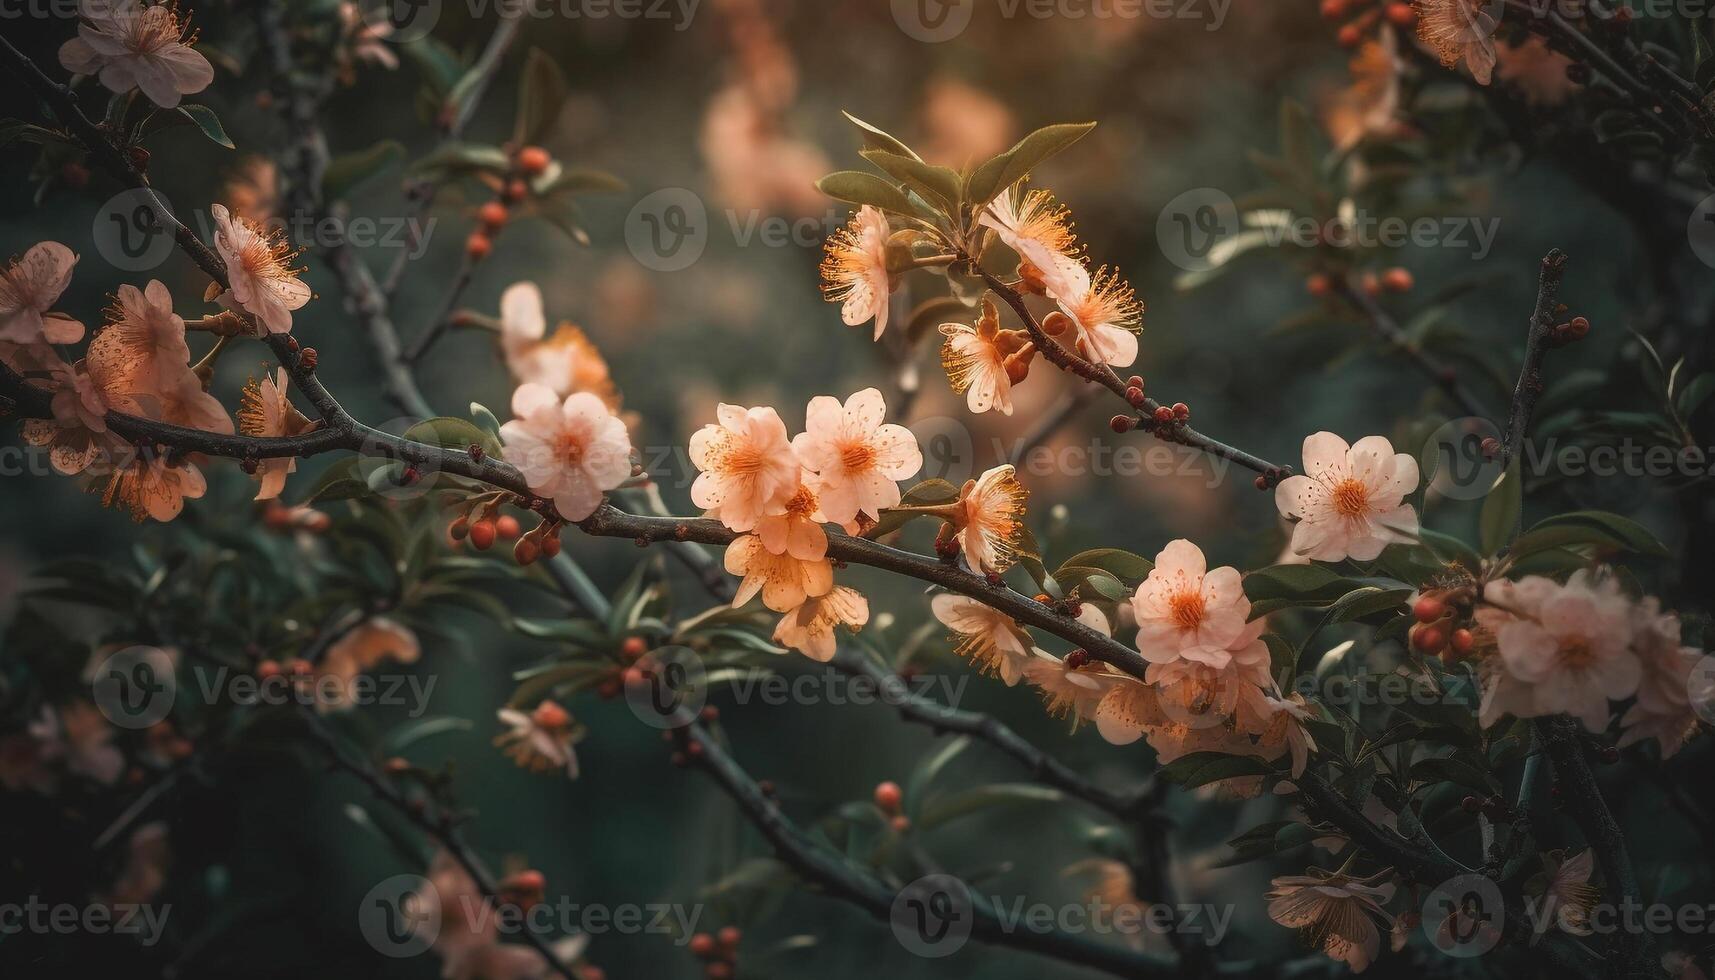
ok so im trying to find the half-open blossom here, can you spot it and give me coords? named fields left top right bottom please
left=820, top=206, right=892, bottom=339
left=97, top=452, right=206, bottom=522
left=1617, top=598, right=1702, bottom=758
left=500, top=384, right=633, bottom=522
left=59, top=0, right=215, bottom=108
left=495, top=700, right=581, bottom=779
left=1275, top=432, right=1419, bottom=562
left=690, top=403, right=799, bottom=532
left=1416, top=0, right=1497, bottom=85
left=1054, top=265, right=1141, bottom=367
left=931, top=593, right=1033, bottom=686
left=946, top=464, right=1029, bottom=575
left=1131, top=539, right=1251, bottom=663
left=754, top=477, right=829, bottom=561
left=792, top=388, right=921, bottom=525
left=495, top=281, right=621, bottom=406
left=1324, top=33, right=1403, bottom=152
left=1267, top=868, right=1396, bottom=973
left=210, top=204, right=310, bottom=334
left=237, top=368, right=313, bottom=499
left=1256, top=692, right=1317, bottom=778
left=725, top=534, right=835, bottom=612
left=979, top=188, right=1086, bottom=300
left=1535, top=849, right=1598, bottom=936
left=774, top=586, right=869, bottom=662
left=1480, top=571, right=1638, bottom=732
left=0, top=242, right=84, bottom=346
left=319, top=617, right=420, bottom=712
left=939, top=299, right=1030, bottom=416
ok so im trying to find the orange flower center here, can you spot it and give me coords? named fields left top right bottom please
left=554, top=432, right=586, bottom=467
left=840, top=441, right=877, bottom=472
left=785, top=485, right=818, bottom=518
left=1168, top=590, right=1206, bottom=631
left=1560, top=638, right=1594, bottom=670
left=1330, top=477, right=1371, bottom=518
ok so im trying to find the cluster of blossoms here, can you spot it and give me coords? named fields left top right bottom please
left=689, top=388, right=922, bottom=659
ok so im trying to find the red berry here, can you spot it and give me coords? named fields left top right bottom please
left=513, top=538, right=540, bottom=565
left=1413, top=596, right=1446, bottom=623
left=890, top=815, right=912, bottom=833
left=705, top=965, right=732, bottom=980
left=1450, top=628, right=1475, bottom=655
left=1381, top=267, right=1414, bottom=293
left=582, top=968, right=606, bottom=980
left=1171, top=402, right=1190, bottom=421
left=1126, top=375, right=1144, bottom=389
left=622, top=636, right=648, bottom=660
left=540, top=533, right=561, bottom=558
left=505, top=869, right=546, bottom=894
left=468, top=519, right=497, bottom=550
left=495, top=514, right=521, bottom=539
left=1254, top=475, right=1268, bottom=490
left=1065, top=649, right=1089, bottom=669
left=873, top=781, right=903, bottom=813
left=257, top=659, right=282, bottom=679
left=517, top=146, right=552, bottom=175
left=689, top=933, right=716, bottom=958
left=1411, top=625, right=1446, bottom=653
left=504, top=179, right=529, bottom=203
left=718, top=926, right=741, bottom=948
left=1109, top=414, right=1134, bottom=433
left=1566, top=316, right=1590, bottom=339
left=466, top=233, right=493, bottom=260
left=1461, top=795, right=1482, bottom=813
left=449, top=516, right=470, bottom=541
left=1385, top=2, right=1415, bottom=26
left=1153, top=406, right=1174, bottom=423
left=478, top=201, right=509, bottom=230
left=1125, top=386, right=1146, bottom=407
left=1320, top=0, right=1345, bottom=18
left=1337, top=23, right=1362, bottom=47
left=1306, top=273, right=1332, bottom=297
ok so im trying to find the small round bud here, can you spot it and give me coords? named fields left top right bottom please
left=890, top=815, right=912, bottom=833
left=513, top=537, right=540, bottom=565
left=1320, top=0, right=1345, bottom=18
left=873, top=781, right=903, bottom=813
left=1109, top=414, right=1135, bottom=433
left=540, top=533, right=561, bottom=558
left=1385, top=2, right=1415, bottom=25
left=468, top=519, right=497, bottom=550
left=384, top=757, right=411, bottom=774
left=299, top=347, right=318, bottom=371
left=1449, top=628, right=1476, bottom=656
left=1254, top=475, right=1268, bottom=491
left=1480, top=436, right=1501, bottom=460
left=1064, top=649, right=1089, bottom=669
left=466, top=233, right=493, bottom=260
left=705, top=964, right=733, bottom=980
left=1461, top=795, right=1482, bottom=813
left=478, top=201, right=509, bottom=231
left=1337, top=23, right=1362, bottom=47
left=1381, top=267, right=1414, bottom=292
left=1153, top=406, right=1175, bottom=424
left=1566, top=316, right=1590, bottom=339
left=449, top=516, right=470, bottom=541
left=1413, top=596, right=1446, bottom=623
left=468, top=443, right=485, bottom=463
left=495, top=514, right=522, bottom=540
left=1411, top=625, right=1446, bottom=654
left=257, top=659, right=282, bottom=679
left=1126, top=375, right=1144, bottom=390
left=1306, top=273, right=1332, bottom=297
left=517, top=146, right=552, bottom=175
left=689, top=934, right=716, bottom=958
left=1125, top=386, right=1146, bottom=407
left=1041, top=311, right=1072, bottom=336
left=718, top=926, right=741, bottom=949
left=622, top=636, right=648, bottom=660
left=1600, top=746, right=1619, bottom=764
left=1034, top=593, right=1052, bottom=605
left=504, top=179, right=529, bottom=203
left=1171, top=402, right=1190, bottom=421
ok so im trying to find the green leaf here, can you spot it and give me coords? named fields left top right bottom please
left=1417, top=528, right=1483, bottom=571
left=815, top=170, right=917, bottom=216
left=1529, top=510, right=1668, bottom=558
left=864, top=479, right=959, bottom=538
left=513, top=48, right=569, bottom=146
left=322, top=140, right=405, bottom=201
left=1677, top=372, right=1715, bottom=418
left=840, top=111, right=921, bottom=161
left=905, top=736, right=971, bottom=818
left=469, top=402, right=504, bottom=443
left=1478, top=460, right=1522, bottom=556
left=1243, top=564, right=1365, bottom=616
left=1326, top=586, right=1412, bottom=623
left=382, top=716, right=473, bottom=753
left=1410, top=755, right=1498, bottom=794
left=407, top=141, right=511, bottom=182
left=1217, top=820, right=1317, bottom=867
left=917, top=783, right=1064, bottom=831
left=1158, top=751, right=1274, bottom=788
left=964, top=122, right=1096, bottom=209
left=1054, top=548, right=1153, bottom=585
left=1054, top=566, right=1125, bottom=601
left=404, top=416, right=503, bottom=456
left=176, top=104, right=233, bottom=148
left=859, top=150, right=962, bottom=213
left=512, top=617, right=611, bottom=646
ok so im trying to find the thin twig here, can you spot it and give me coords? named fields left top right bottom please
left=1499, top=249, right=1569, bottom=466
left=1334, top=280, right=1489, bottom=419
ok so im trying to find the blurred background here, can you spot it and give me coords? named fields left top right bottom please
left=0, top=0, right=1709, bottom=977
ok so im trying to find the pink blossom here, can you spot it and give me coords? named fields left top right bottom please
left=0, top=242, right=84, bottom=346
left=774, top=586, right=869, bottom=662
left=689, top=403, right=799, bottom=533
left=210, top=204, right=310, bottom=334
left=792, top=388, right=921, bottom=525
left=500, top=384, right=634, bottom=521
left=59, top=0, right=215, bottom=108
left=1131, top=539, right=1252, bottom=664
left=820, top=206, right=892, bottom=339
left=1275, top=432, right=1419, bottom=562
left=1479, top=572, right=1638, bottom=732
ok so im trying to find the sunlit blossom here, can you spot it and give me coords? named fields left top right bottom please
left=820, top=205, right=892, bottom=339
left=931, top=593, right=1033, bottom=686
left=97, top=451, right=207, bottom=522
left=1415, top=0, right=1497, bottom=85
left=980, top=187, right=1087, bottom=300
left=946, top=464, right=1029, bottom=575
left=792, top=388, right=922, bottom=526
left=237, top=368, right=313, bottom=500
left=495, top=700, right=581, bottom=779
left=773, top=586, right=869, bottom=662
left=939, top=299, right=1030, bottom=416
left=754, top=476, right=830, bottom=561
left=1275, top=432, right=1419, bottom=562
left=1478, top=571, right=1638, bottom=732
left=210, top=204, right=311, bottom=334
left=0, top=242, right=84, bottom=346
left=725, top=533, right=835, bottom=613
left=1131, top=539, right=1251, bottom=664
left=1055, top=265, right=1141, bottom=367
left=690, top=403, right=800, bottom=532
left=500, top=384, right=634, bottom=522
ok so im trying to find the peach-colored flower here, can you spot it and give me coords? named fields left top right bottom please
left=1054, top=265, right=1141, bottom=367
left=1617, top=598, right=1702, bottom=758
left=1275, top=432, right=1419, bottom=562
left=820, top=206, right=892, bottom=339
left=1256, top=692, right=1317, bottom=778
left=792, top=388, right=922, bottom=525
left=980, top=188, right=1087, bottom=300
left=1324, top=32, right=1404, bottom=152
left=939, top=300, right=1028, bottom=416
left=1022, top=650, right=1116, bottom=721
left=753, top=477, right=829, bottom=561
left=773, top=586, right=869, bottom=662
left=91, top=280, right=193, bottom=391
left=1496, top=35, right=1577, bottom=106
left=1093, top=676, right=1165, bottom=745
left=238, top=368, right=313, bottom=500
left=495, top=283, right=622, bottom=409
left=223, top=156, right=279, bottom=223
left=1416, top=0, right=1497, bottom=85
left=0, top=242, right=84, bottom=346
left=97, top=451, right=207, bottom=522
left=931, top=593, right=1033, bottom=686
left=336, top=1, right=399, bottom=72
left=500, top=384, right=633, bottom=522
left=725, top=533, right=834, bottom=613
left=1479, top=571, right=1638, bottom=732
left=319, top=616, right=419, bottom=711
left=156, top=369, right=232, bottom=433
left=210, top=204, right=310, bottom=334
left=1536, top=849, right=1598, bottom=936
left=1131, top=539, right=1251, bottom=664
left=946, top=464, right=1029, bottom=575
left=691, top=403, right=800, bottom=533
left=1267, top=868, right=1396, bottom=972
left=495, top=701, right=581, bottom=778
left=59, top=0, right=214, bottom=108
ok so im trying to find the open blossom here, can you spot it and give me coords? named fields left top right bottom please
left=98, top=452, right=207, bottom=522
left=1054, top=265, right=1141, bottom=367
left=725, top=534, right=835, bottom=613
left=792, top=388, right=922, bottom=525
left=1275, top=432, right=1419, bottom=562
left=91, top=280, right=192, bottom=391
left=691, top=403, right=799, bottom=532
left=946, top=464, right=1029, bottom=575
left=238, top=368, right=314, bottom=499
left=1324, top=32, right=1404, bottom=152
left=0, top=242, right=84, bottom=346
left=939, top=299, right=1030, bottom=416
left=500, top=384, right=633, bottom=522
left=1023, top=650, right=1115, bottom=721
left=1131, top=539, right=1251, bottom=664
left=1256, top=692, right=1316, bottom=778
left=1535, top=849, right=1599, bottom=936
left=1478, top=571, right=1638, bottom=732
left=1267, top=868, right=1396, bottom=973
left=1496, top=35, right=1577, bottom=106
left=1416, top=0, right=1497, bottom=85
left=979, top=187, right=1086, bottom=300
left=774, top=586, right=869, bottom=662
left=1093, top=676, right=1166, bottom=746
left=1617, top=599, right=1703, bottom=758
left=754, top=477, right=829, bottom=561
left=210, top=204, right=311, bottom=334
left=496, top=282, right=621, bottom=406
left=59, top=0, right=215, bottom=108
left=495, top=700, right=581, bottom=779
left=820, top=206, right=892, bottom=339
left=932, top=593, right=1033, bottom=686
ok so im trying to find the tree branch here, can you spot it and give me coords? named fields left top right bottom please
left=1333, top=279, right=1490, bottom=420
left=1500, top=249, right=1569, bottom=467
